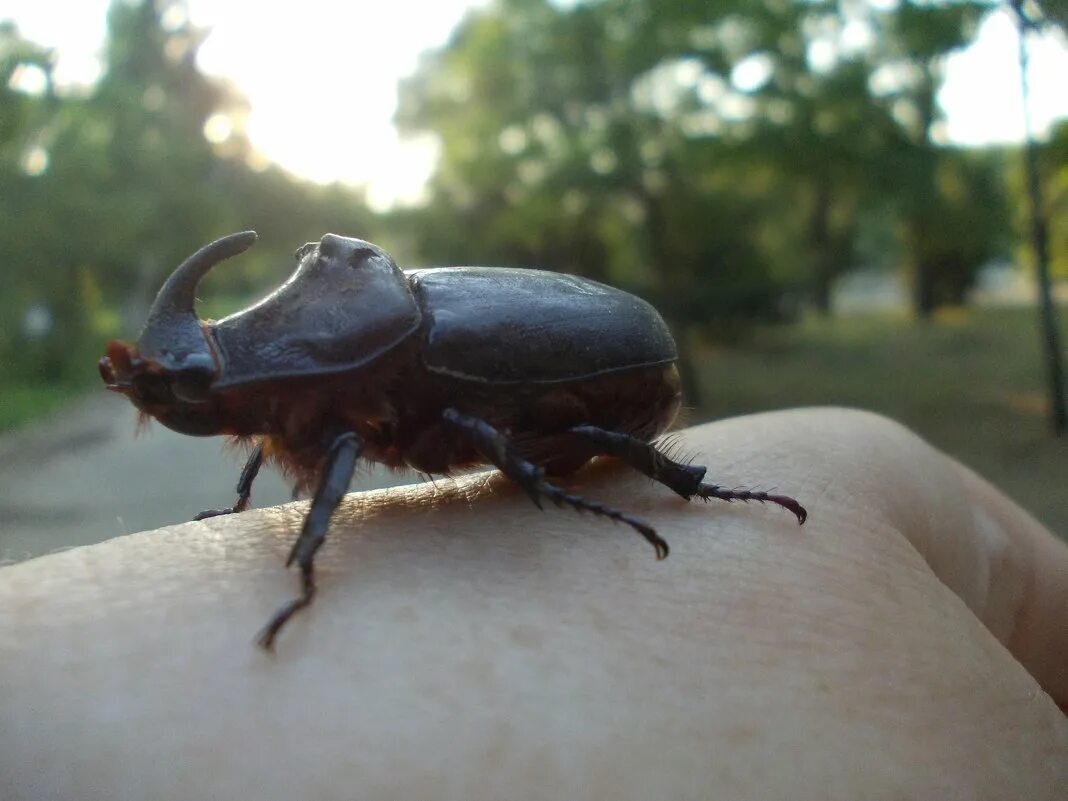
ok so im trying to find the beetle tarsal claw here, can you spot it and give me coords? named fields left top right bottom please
left=194, top=507, right=236, bottom=520
left=695, top=483, right=808, bottom=525
left=284, top=543, right=300, bottom=569
left=257, top=564, right=317, bottom=651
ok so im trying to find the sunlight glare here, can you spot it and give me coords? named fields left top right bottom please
left=202, top=113, right=232, bottom=145
left=939, top=8, right=1068, bottom=145
left=188, top=0, right=483, bottom=210
left=7, top=62, right=48, bottom=95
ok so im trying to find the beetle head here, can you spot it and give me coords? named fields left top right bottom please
left=99, top=231, right=257, bottom=435
left=101, top=232, right=422, bottom=433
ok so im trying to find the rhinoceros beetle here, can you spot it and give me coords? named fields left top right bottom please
left=100, top=232, right=807, bottom=649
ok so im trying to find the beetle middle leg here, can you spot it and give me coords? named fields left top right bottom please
left=256, top=432, right=363, bottom=651
left=568, top=426, right=807, bottom=524
left=442, top=409, right=669, bottom=559
left=194, top=441, right=266, bottom=520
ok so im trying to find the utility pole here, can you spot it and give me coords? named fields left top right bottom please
left=1012, top=0, right=1067, bottom=434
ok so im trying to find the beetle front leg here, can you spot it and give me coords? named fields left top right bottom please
left=194, top=441, right=266, bottom=520
left=256, top=432, right=362, bottom=651
left=442, top=409, right=669, bottom=559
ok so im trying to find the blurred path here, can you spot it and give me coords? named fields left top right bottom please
left=0, top=394, right=415, bottom=564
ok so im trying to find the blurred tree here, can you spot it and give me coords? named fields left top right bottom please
left=83, top=1, right=378, bottom=301
left=396, top=0, right=836, bottom=401
left=0, top=1, right=246, bottom=377
left=86, top=0, right=238, bottom=307
left=871, top=0, right=990, bottom=316
left=0, top=22, right=63, bottom=375
left=1011, top=0, right=1065, bottom=433
left=0, top=1, right=377, bottom=385
left=735, top=15, right=904, bottom=315
left=396, top=0, right=1009, bottom=330
left=1044, top=120, right=1068, bottom=279
left=0, top=21, right=55, bottom=152
left=1033, top=0, right=1068, bottom=30
left=918, top=148, right=1011, bottom=306
left=1030, top=120, right=1068, bottom=432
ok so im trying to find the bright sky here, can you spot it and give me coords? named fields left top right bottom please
left=4, top=1, right=1068, bottom=211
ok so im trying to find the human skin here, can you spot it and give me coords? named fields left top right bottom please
left=1, top=408, right=1066, bottom=801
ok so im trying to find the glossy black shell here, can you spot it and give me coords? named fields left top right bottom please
left=408, top=267, right=677, bottom=384
left=203, top=234, right=677, bottom=389
left=208, top=235, right=422, bottom=389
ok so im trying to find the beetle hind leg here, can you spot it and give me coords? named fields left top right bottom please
left=442, top=409, right=668, bottom=559
left=693, top=483, right=807, bottom=525
left=535, top=481, right=669, bottom=559
left=568, top=425, right=807, bottom=525
left=568, top=426, right=705, bottom=497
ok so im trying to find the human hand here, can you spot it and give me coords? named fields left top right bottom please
left=1, top=409, right=1065, bottom=800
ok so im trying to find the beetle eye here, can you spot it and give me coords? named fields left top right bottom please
left=294, top=242, right=316, bottom=262
left=169, top=366, right=213, bottom=403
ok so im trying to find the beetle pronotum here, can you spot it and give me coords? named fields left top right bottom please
left=100, top=232, right=806, bottom=649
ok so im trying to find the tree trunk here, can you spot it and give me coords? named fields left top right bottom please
left=1015, top=3, right=1067, bottom=434
left=912, top=252, right=938, bottom=318
left=810, top=180, right=834, bottom=316
left=910, top=68, right=939, bottom=320
left=634, top=183, right=704, bottom=409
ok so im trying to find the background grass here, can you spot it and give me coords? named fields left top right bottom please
left=694, top=307, right=1068, bottom=537
left=0, top=380, right=91, bottom=432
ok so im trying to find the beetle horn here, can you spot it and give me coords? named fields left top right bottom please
left=138, top=231, right=257, bottom=371
left=146, top=231, right=258, bottom=323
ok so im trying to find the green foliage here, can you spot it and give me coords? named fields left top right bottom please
left=1042, top=120, right=1068, bottom=278
left=1034, top=0, right=1068, bottom=31
left=696, top=306, right=1068, bottom=535
left=0, top=2, right=378, bottom=390
left=869, top=0, right=996, bottom=315
left=395, top=0, right=801, bottom=333
left=0, top=21, right=54, bottom=149
left=0, top=378, right=90, bottom=432
left=395, top=0, right=1016, bottom=329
